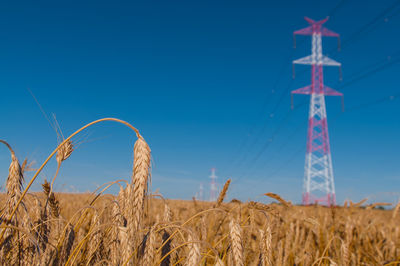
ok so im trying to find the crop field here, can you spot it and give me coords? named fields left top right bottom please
left=0, top=119, right=399, bottom=265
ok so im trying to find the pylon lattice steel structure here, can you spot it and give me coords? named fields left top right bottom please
left=209, top=168, right=218, bottom=201
left=292, top=17, right=342, bottom=206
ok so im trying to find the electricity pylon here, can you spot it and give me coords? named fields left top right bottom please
left=292, top=17, right=342, bottom=206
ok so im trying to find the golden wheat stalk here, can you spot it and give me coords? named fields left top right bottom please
left=2, top=118, right=141, bottom=235
left=88, top=211, right=102, bottom=263
left=342, top=223, right=352, bottom=266
left=392, top=200, right=400, bottom=219
left=249, top=201, right=273, bottom=212
left=215, top=179, right=231, bottom=207
left=126, top=134, right=151, bottom=260
left=0, top=140, right=25, bottom=263
left=55, top=139, right=73, bottom=165
left=130, top=135, right=151, bottom=231
left=117, top=185, right=126, bottom=217
left=185, top=233, right=200, bottom=266
left=58, top=223, right=75, bottom=265
left=51, top=139, right=74, bottom=191
left=264, top=193, right=292, bottom=207
left=110, top=201, right=124, bottom=265
left=229, top=218, right=244, bottom=266
left=0, top=140, right=24, bottom=218
left=352, top=198, right=368, bottom=208
left=143, top=224, right=157, bottom=265
left=119, top=226, right=129, bottom=265
left=200, top=216, right=207, bottom=241
left=43, top=181, right=61, bottom=219
left=259, top=226, right=272, bottom=266
left=123, top=184, right=132, bottom=218
left=164, top=201, right=172, bottom=223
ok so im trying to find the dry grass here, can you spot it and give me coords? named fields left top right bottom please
left=0, top=119, right=399, bottom=265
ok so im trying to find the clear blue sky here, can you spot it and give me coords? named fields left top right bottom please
left=0, top=0, right=399, bottom=204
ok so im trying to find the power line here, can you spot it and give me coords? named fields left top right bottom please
left=324, top=0, right=400, bottom=57
left=231, top=7, right=400, bottom=177
left=225, top=1, right=399, bottom=185
left=340, top=93, right=400, bottom=113
left=340, top=0, right=400, bottom=49
left=237, top=115, right=306, bottom=181
left=327, top=0, right=348, bottom=18
left=231, top=77, right=300, bottom=171
left=339, top=56, right=400, bottom=90
left=234, top=48, right=400, bottom=183
left=233, top=100, right=307, bottom=181
left=224, top=0, right=349, bottom=171
left=263, top=51, right=400, bottom=179
left=264, top=92, right=400, bottom=180
left=227, top=43, right=306, bottom=167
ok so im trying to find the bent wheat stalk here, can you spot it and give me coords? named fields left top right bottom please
left=0, top=118, right=142, bottom=242
left=264, top=192, right=292, bottom=207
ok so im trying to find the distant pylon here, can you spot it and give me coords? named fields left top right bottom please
left=209, top=168, right=218, bottom=201
left=292, top=17, right=343, bottom=206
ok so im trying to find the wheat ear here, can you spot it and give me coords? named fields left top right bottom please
left=392, top=200, right=400, bottom=219
left=2, top=118, right=141, bottom=235
left=58, top=223, right=75, bottom=265
left=0, top=140, right=24, bottom=218
left=127, top=134, right=151, bottom=253
left=342, top=222, right=352, bottom=266
left=51, top=139, right=74, bottom=191
left=117, top=185, right=126, bottom=217
left=88, top=210, right=102, bottom=264
left=264, top=193, right=292, bottom=207
left=185, top=233, right=200, bottom=266
left=130, top=135, right=151, bottom=229
left=163, top=201, right=172, bottom=223
left=229, top=218, right=244, bottom=266
left=0, top=141, right=25, bottom=264
left=110, top=201, right=124, bottom=265
left=259, top=226, right=272, bottom=266
left=55, top=139, right=73, bottom=165
left=42, top=180, right=60, bottom=218
left=215, top=179, right=231, bottom=207
left=119, top=226, right=129, bottom=265
left=352, top=198, right=368, bottom=208
left=143, top=224, right=157, bottom=265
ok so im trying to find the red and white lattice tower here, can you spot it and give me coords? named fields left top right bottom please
left=209, top=168, right=218, bottom=201
left=292, top=17, right=342, bottom=206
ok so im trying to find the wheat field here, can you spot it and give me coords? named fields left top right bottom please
left=0, top=118, right=399, bottom=265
